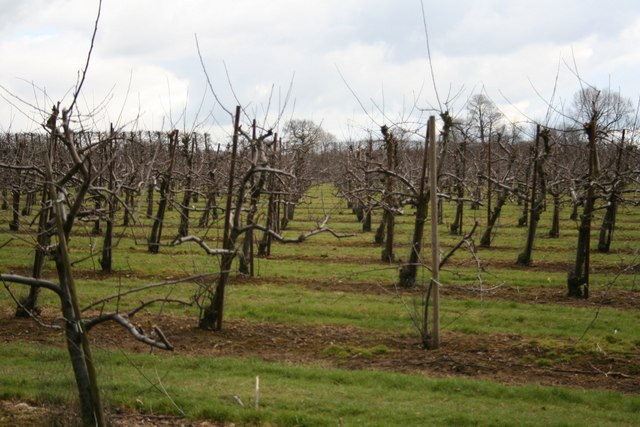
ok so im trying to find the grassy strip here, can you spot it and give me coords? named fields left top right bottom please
left=0, top=341, right=639, bottom=426
left=4, top=277, right=639, bottom=352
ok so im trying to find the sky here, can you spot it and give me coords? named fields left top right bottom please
left=1, top=0, right=640, bottom=141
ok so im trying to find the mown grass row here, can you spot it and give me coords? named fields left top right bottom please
left=1, top=342, right=639, bottom=426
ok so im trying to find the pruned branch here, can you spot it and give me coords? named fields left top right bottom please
left=168, top=235, right=235, bottom=256
left=365, top=167, right=418, bottom=195
left=85, top=313, right=173, bottom=351
left=247, top=216, right=355, bottom=243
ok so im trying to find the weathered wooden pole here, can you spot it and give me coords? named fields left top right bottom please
left=427, top=115, right=440, bottom=349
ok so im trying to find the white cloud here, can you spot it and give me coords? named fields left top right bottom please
left=2, top=0, right=640, bottom=138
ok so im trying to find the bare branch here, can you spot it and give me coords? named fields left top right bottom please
left=68, top=0, right=102, bottom=113
left=247, top=216, right=355, bottom=243
left=0, top=274, right=63, bottom=297
left=84, top=313, right=173, bottom=350
left=440, top=221, right=479, bottom=268
left=82, top=273, right=218, bottom=311
left=168, top=235, right=234, bottom=256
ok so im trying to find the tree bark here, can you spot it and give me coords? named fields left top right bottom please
left=374, top=211, right=387, bottom=245
left=146, top=181, right=154, bottom=218
left=9, top=189, right=20, bottom=231
left=200, top=106, right=241, bottom=331
left=597, top=192, right=617, bottom=253
left=479, top=188, right=508, bottom=247
left=598, top=129, right=625, bottom=253
left=399, top=122, right=430, bottom=288
left=178, top=135, right=195, bottom=237
left=15, top=183, right=50, bottom=317
left=380, top=125, right=396, bottom=262
left=567, top=119, right=597, bottom=298
left=548, top=191, right=561, bottom=238
left=148, top=131, right=179, bottom=253
left=517, top=126, right=549, bottom=265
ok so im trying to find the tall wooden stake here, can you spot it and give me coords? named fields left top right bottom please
left=427, top=115, right=440, bottom=349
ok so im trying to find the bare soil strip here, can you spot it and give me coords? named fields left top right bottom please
left=1, top=312, right=638, bottom=396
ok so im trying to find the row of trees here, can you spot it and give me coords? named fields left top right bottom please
left=1, top=1, right=638, bottom=420
left=334, top=89, right=639, bottom=298
left=3, top=88, right=638, bottom=307
left=0, top=104, right=343, bottom=425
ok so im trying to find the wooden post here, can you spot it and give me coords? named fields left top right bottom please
left=428, top=115, right=440, bottom=349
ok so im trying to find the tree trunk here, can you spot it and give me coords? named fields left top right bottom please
left=200, top=106, right=241, bottom=331
left=9, top=189, right=20, bottom=231
left=568, top=211, right=591, bottom=297
left=55, top=244, right=105, bottom=426
left=399, top=123, right=430, bottom=287
left=178, top=135, right=195, bottom=237
left=146, top=182, right=154, bottom=218
left=479, top=188, right=508, bottom=247
left=280, top=202, right=290, bottom=231
left=450, top=199, right=463, bottom=235
left=518, top=197, right=529, bottom=227
left=148, top=178, right=169, bottom=253
left=352, top=204, right=364, bottom=223
left=362, top=208, right=372, bottom=232
left=100, top=210, right=113, bottom=273
left=598, top=130, right=625, bottom=253
left=567, top=119, right=596, bottom=298
left=517, top=125, right=548, bottom=265
left=16, top=183, right=51, bottom=317
left=518, top=146, right=534, bottom=227
left=374, top=211, right=387, bottom=245
left=380, top=125, right=396, bottom=262
left=1, top=188, right=8, bottom=210
left=470, top=186, right=481, bottom=210
left=569, top=199, right=580, bottom=221
left=178, top=187, right=192, bottom=237
left=286, top=202, right=296, bottom=221
left=21, top=190, right=34, bottom=216
left=597, top=195, right=616, bottom=253
left=239, top=171, right=266, bottom=275
left=91, top=196, right=102, bottom=236
left=399, top=194, right=427, bottom=286
left=381, top=210, right=395, bottom=262
left=258, top=193, right=275, bottom=257
left=44, top=138, right=106, bottom=426
left=148, top=131, right=179, bottom=253
left=548, top=192, right=560, bottom=238
left=198, top=192, right=213, bottom=227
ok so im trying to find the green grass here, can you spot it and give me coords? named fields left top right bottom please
left=4, top=275, right=638, bottom=352
left=1, top=341, right=639, bottom=426
left=1, top=183, right=639, bottom=424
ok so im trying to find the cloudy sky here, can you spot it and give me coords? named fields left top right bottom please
left=1, top=0, right=639, bottom=140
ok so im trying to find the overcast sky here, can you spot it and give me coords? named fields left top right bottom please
left=1, top=0, right=639, bottom=140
